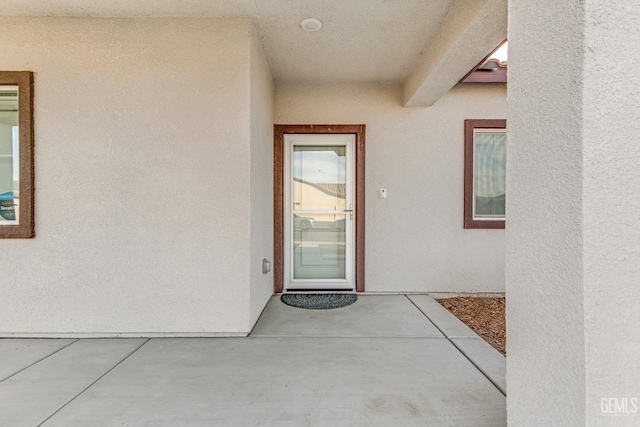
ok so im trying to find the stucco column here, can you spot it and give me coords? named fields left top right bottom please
left=507, top=0, right=640, bottom=425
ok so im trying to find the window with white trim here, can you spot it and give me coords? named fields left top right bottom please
left=464, top=119, right=506, bottom=229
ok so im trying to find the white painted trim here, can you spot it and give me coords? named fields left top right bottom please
left=283, top=134, right=355, bottom=291
left=472, top=128, right=506, bottom=221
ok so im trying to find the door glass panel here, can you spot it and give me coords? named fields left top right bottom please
left=293, top=145, right=346, bottom=211
left=294, top=214, right=346, bottom=279
left=473, top=130, right=506, bottom=218
left=0, top=86, right=19, bottom=224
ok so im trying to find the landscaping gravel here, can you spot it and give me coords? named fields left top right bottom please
left=437, top=297, right=506, bottom=355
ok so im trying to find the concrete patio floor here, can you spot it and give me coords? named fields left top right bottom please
left=0, top=294, right=506, bottom=426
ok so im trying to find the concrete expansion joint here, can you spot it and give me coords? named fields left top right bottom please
left=0, top=339, right=80, bottom=384
left=36, top=338, right=150, bottom=427
left=404, top=294, right=506, bottom=396
left=0, top=297, right=507, bottom=425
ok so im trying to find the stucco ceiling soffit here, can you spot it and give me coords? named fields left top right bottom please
left=0, top=0, right=458, bottom=84
left=0, top=0, right=260, bottom=18
left=402, top=0, right=507, bottom=107
left=251, top=0, right=455, bottom=83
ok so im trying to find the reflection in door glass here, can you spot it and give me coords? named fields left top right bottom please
left=294, top=214, right=346, bottom=279
left=293, top=145, right=346, bottom=211
left=0, top=86, right=19, bottom=224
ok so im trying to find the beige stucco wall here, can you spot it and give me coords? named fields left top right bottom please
left=0, top=17, right=259, bottom=336
left=249, top=25, right=275, bottom=327
left=276, top=83, right=507, bottom=292
left=507, top=1, right=586, bottom=420
left=508, top=0, right=640, bottom=425
left=507, top=0, right=586, bottom=422
left=582, top=0, right=640, bottom=422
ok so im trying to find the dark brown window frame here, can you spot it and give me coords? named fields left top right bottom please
left=464, top=119, right=506, bottom=230
left=0, top=71, right=34, bottom=238
left=274, top=124, right=365, bottom=293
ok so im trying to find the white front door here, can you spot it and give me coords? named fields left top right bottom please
left=284, top=134, right=355, bottom=291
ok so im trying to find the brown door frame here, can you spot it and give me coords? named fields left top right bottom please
left=274, top=124, right=365, bottom=293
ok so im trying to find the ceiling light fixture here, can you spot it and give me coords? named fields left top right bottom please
left=300, top=18, right=322, bottom=32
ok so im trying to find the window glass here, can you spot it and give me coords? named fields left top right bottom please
left=473, top=130, right=506, bottom=219
left=0, top=86, right=18, bottom=225
left=464, top=119, right=506, bottom=229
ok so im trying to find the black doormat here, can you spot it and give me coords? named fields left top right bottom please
left=281, top=293, right=358, bottom=310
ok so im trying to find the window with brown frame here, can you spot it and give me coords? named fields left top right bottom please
left=0, top=71, right=34, bottom=238
left=464, top=119, right=506, bottom=229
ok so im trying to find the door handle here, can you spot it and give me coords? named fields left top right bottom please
left=344, top=204, right=354, bottom=220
